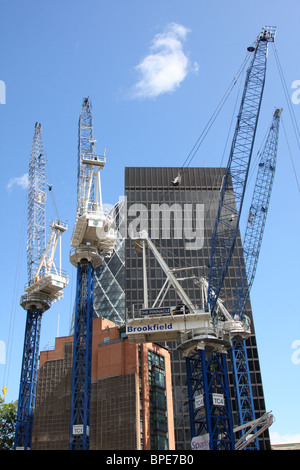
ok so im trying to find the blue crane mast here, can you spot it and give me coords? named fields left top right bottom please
left=231, top=107, right=282, bottom=450
left=69, top=98, right=116, bottom=450
left=186, top=26, right=276, bottom=450
left=14, top=123, right=68, bottom=450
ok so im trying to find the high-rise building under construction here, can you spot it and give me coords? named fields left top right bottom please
left=124, top=166, right=271, bottom=450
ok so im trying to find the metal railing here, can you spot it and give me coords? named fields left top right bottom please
left=25, top=266, right=68, bottom=290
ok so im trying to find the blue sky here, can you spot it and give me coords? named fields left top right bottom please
left=1, top=0, right=300, bottom=446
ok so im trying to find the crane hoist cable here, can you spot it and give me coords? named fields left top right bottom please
left=281, top=116, right=300, bottom=193
left=169, top=51, right=251, bottom=216
left=168, top=53, right=251, bottom=270
left=161, top=52, right=252, bottom=202
left=155, top=53, right=252, bottom=277
left=144, top=50, right=256, bottom=284
left=2, top=200, right=27, bottom=395
left=272, top=43, right=300, bottom=150
left=271, top=43, right=300, bottom=194
left=45, top=152, right=60, bottom=220
left=180, top=51, right=252, bottom=172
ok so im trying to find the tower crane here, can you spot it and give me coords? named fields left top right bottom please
left=185, top=26, right=277, bottom=450
left=69, top=98, right=116, bottom=450
left=14, top=123, right=68, bottom=450
left=230, top=107, right=282, bottom=450
left=126, top=26, right=277, bottom=450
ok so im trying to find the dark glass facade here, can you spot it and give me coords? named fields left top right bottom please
left=93, top=202, right=125, bottom=326
left=124, top=166, right=271, bottom=450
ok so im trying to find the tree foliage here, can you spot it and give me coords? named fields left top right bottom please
left=0, top=396, right=17, bottom=450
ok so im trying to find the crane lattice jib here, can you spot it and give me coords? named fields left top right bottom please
left=207, top=27, right=276, bottom=315
left=77, top=98, right=96, bottom=216
left=232, top=108, right=281, bottom=319
left=27, top=122, right=46, bottom=283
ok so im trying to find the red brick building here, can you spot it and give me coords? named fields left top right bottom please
left=32, top=317, right=175, bottom=450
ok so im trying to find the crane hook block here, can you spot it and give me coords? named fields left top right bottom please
left=172, top=175, right=181, bottom=186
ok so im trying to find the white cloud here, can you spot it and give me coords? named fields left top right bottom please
left=130, top=23, right=197, bottom=99
left=7, top=173, right=28, bottom=191
left=270, top=431, right=300, bottom=444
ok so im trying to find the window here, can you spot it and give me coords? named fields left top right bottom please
left=151, top=412, right=167, bottom=431
left=150, top=390, right=166, bottom=410
left=151, top=434, right=168, bottom=450
left=154, top=370, right=165, bottom=388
